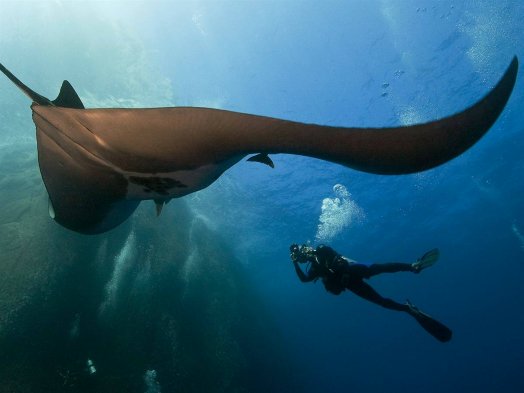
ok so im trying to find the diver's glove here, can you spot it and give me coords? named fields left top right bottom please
left=290, top=244, right=300, bottom=262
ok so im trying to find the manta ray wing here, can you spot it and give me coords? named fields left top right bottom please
left=0, top=57, right=518, bottom=234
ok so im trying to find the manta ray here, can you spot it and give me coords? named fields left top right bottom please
left=0, top=57, right=518, bottom=234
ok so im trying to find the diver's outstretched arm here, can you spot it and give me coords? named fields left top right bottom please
left=292, top=261, right=317, bottom=283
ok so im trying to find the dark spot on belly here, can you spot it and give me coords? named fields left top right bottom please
left=130, top=176, right=187, bottom=195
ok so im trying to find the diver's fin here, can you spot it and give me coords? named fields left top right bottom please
left=52, top=80, right=85, bottom=109
left=247, top=153, right=274, bottom=168
left=154, top=200, right=164, bottom=216
left=0, top=62, right=53, bottom=105
left=412, top=248, right=440, bottom=273
left=406, top=300, right=452, bottom=342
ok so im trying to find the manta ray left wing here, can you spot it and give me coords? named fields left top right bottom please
left=0, top=57, right=518, bottom=234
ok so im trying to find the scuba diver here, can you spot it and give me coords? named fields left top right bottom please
left=290, top=244, right=452, bottom=342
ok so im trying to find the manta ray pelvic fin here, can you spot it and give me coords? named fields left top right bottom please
left=154, top=200, right=165, bottom=217
left=247, top=153, right=275, bottom=168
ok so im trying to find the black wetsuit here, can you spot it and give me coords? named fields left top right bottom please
left=292, top=245, right=453, bottom=342
left=292, top=246, right=414, bottom=312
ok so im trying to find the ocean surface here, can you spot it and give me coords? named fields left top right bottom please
left=0, top=1, right=523, bottom=392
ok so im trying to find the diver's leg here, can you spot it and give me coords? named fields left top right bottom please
left=345, top=262, right=414, bottom=279
left=345, top=279, right=409, bottom=312
left=366, top=263, right=415, bottom=277
left=347, top=280, right=452, bottom=341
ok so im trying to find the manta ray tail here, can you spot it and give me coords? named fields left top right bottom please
left=0, top=62, right=53, bottom=105
left=0, top=62, right=84, bottom=109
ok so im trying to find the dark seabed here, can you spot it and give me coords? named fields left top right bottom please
left=0, top=1, right=523, bottom=393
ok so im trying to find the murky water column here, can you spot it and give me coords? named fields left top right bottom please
left=0, top=144, right=298, bottom=393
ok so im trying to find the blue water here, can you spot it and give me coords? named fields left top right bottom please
left=0, top=1, right=523, bottom=392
